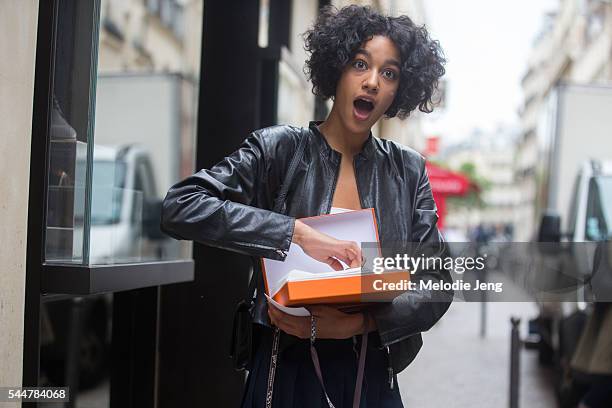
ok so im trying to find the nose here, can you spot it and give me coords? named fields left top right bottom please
left=362, top=69, right=379, bottom=92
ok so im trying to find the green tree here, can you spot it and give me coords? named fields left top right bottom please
left=446, top=161, right=490, bottom=209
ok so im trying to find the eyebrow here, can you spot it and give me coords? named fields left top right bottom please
left=355, top=48, right=401, bottom=68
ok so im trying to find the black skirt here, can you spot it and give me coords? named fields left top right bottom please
left=241, top=326, right=404, bottom=408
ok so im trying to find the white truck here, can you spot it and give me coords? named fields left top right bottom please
left=87, top=144, right=171, bottom=263
left=532, top=83, right=612, bottom=298
left=87, top=72, right=198, bottom=262
left=528, top=83, right=612, bottom=401
left=94, top=72, right=197, bottom=208
left=534, top=83, right=612, bottom=233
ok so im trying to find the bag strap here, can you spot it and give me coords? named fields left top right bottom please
left=310, top=318, right=369, bottom=408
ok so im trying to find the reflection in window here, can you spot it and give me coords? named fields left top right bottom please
left=45, top=0, right=97, bottom=263
left=44, top=0, right=202, bottom=266
left=92, top=0, right=203, bottom=264
left=90, top=159, right=126, bottom=226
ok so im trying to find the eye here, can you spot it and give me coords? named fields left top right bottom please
left=382, top=69, right=398, bottom=80
left=352, top=59, right=367, bottom=70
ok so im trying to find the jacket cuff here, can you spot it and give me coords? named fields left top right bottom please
left=370, top=284, right=453, bottom=348
left=254, top=214, right=295, bottom=261
left=370, top=301, right=420, bottom=348
left=272, top=216, right=295, bottom=261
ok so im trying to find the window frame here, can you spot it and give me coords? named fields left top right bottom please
left=30, top=0, right=194, bottom=296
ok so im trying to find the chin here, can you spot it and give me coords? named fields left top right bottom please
left=343, top=113, right=379, bottom=133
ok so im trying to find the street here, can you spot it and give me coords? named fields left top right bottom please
left=398, top=301, right=557, bottom=407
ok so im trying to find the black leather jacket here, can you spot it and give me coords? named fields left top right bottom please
left=161, top=121, right=453, bottom=375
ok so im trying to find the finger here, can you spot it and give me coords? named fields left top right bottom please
left=345, top=248, right=361, bottom=268
left=336, top=242, right=362, bottom=268
left=352, top=243, right=363, bottom=264
left=332, top=249, right=353, bottom=268
left=324, top=257, right=344, bottom=271
left=346, top=243, right=363, bottom=268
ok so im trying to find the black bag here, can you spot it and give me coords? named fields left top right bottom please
left=229, top=130, right=309, bottom=371
left=229, top=281, right=257, bottom=370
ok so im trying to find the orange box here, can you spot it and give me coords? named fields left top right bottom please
left=273, top=269, right=411, bottom=306
left=262, top=208, right=411, bottom=307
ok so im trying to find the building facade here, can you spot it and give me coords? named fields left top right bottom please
left=0, top=0, right=38, bottom=393
left=442, top=127, right=521, bottom=237
left=516, top=0, right=612, bottom=240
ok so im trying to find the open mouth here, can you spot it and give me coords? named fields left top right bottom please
left=353, top=98, right=375, bottom=120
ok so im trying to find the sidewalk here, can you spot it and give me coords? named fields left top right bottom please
left=397, top=301, right=558, bottom=408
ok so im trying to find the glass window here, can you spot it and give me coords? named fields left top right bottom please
left=90, top=159, right=126, bottom=226
left=44, top=0, right=203, bottom=266
left=44, top=0, right=98, bottom=264
left=92, top=0, right=202, bottom=264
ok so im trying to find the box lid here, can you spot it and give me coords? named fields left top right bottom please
left=262, top=208, right=380, bottom=297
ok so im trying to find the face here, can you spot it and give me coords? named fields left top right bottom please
left=333, top=35, right=401, bottom=134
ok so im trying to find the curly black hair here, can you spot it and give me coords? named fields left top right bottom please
left=303, top=5, right=445, bottom=119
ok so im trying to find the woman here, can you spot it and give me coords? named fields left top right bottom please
left=162, top=5, right=452, bottom=407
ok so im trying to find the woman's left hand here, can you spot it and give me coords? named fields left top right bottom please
left=267, top=304, right=370, bottom=339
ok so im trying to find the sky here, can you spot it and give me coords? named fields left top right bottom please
left=421, top=0, right=559, bottom=143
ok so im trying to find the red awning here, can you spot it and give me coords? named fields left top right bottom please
left=425, top=162, right=471, bottom=196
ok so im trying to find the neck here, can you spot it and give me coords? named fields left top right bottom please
left=317, top=107, right=370, bottom=157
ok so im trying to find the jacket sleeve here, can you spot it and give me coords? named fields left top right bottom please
left=160, top=132, right=295, bottom=261
left=371, top=158, right=454, bottom=347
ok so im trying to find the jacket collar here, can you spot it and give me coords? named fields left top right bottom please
left=309, top=121, right=376, bottom=163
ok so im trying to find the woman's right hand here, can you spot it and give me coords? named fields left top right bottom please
left=292, top=219, right=362, bottom=271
